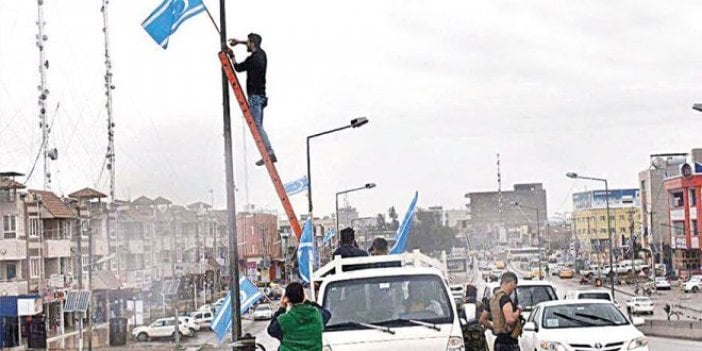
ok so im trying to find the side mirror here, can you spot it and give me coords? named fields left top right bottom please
left=523, top=321, right=537, bottom=332
left=632, top=317, right=645, bottom=326
left=463, top=303, right=477, bottom=322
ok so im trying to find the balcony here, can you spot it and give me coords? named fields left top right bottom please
left=0, top=280, right=29, bottom=295
left=670, top=209, right=685, bottom=221
left=0, top=239, right=27, bottom=260
left=44, top=239, right=71, bottom=258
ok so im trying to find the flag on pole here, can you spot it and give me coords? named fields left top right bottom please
left=142, top=0, right=206, bottom=48
left=211, top=276, right=264, bottom=343
left=322, top=228, right=335, bottom=244
left=297, top=218, right=315, bottom=282
left=284, top=176, right=309, bottom=196
left=390, top=191, right=419, bottom=255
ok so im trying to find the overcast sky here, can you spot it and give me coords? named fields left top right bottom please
left=2, top=1, right=702, bottom=219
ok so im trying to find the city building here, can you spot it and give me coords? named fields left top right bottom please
left=465, top=183, right=548, bottom=247
left=571, top=189, right=641, bottom=263
left=237, top=211, right=282, bottom=283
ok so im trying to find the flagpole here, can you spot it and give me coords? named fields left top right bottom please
left=218, top=0, right=243, bottom=345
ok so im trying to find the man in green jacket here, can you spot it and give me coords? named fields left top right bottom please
left=267, top=282, right=331, bottom=351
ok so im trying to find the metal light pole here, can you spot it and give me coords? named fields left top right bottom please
left=335, top=183, right=376, bottom=235
left=512, top=202, right=543, bottom=279
left=567, top=172, right=616, bottom=299
left=306, top=117, right=369, bottom=217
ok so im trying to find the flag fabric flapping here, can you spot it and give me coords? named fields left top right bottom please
left=211, top=276, right=264, bottom=343
left=142, top=0, right=205, bottom=48
left=322, top=228, right=335, bottom=244
left=297, top=218, right=315, bottom=282
left=389, top=191, right=419, bottom=255
left=284, top=176, right=309, bottom=196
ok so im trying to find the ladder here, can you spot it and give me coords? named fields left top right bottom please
left=218, top=50, right=302, bottom=239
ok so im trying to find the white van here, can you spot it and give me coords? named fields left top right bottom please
left=315, top=250, right=469, bottom=351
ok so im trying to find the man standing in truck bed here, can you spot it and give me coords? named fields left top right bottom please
left=229, top=33, right=275, bottom=166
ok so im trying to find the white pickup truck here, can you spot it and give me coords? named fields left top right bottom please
left=314, top=250, right=471, bottom=351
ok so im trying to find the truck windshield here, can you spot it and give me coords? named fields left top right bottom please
left=516, top=285, right=557, bottom=311
left=323, top=274, right=453, bottom=331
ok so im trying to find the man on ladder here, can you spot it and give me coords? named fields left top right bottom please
left=229, top=33, right=276, bottom=165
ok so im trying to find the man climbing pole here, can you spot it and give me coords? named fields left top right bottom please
left=229, top=33, right=276, bottom=166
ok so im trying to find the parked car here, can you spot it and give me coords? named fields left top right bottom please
left=178, top=316, right=199, bottom=334
left=252, top=303, right=274, bottom=320
left=564, top=289, right=620, bottom=309
left=626, top=296, right=654, bottom=315
left=683, top=275, right=702, bottom=293
left=654, top=277, right=671, bottom=290
left=132, top=317, right=194, bottom=342
left=189, top=310, right=214, bottom=329
left=520, top=300, right=649, bottom=351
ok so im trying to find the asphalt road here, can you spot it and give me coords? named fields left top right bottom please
left=649, top=336, right=701, bottom=351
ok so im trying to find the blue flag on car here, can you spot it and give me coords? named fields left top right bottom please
left=322, top=228, right=335, bottom=244
left=211, top=276, right=264, bottom=343
left=284, top=176, right=309, bottom=196
left=390, top=191, right=419, bottom=255
left=142, top=0, right=205, bottom=48
left=297, top=218, right=315, bottom=282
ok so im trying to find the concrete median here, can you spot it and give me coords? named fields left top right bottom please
left=638, top=320, right=702, bottom=341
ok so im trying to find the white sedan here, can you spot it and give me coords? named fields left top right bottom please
left=654, top=277, right=671, bottom=290
left=520, top=300, right=649, bottom=351
left=626, top=297, right=654, bottom=315
left=252, top=303, right=275, bottom=320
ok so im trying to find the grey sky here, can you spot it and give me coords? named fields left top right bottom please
left=2, top=1, right=702, bottom=219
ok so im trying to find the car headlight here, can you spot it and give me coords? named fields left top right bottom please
left=540, top=341, right=567, bottom=351
left=447, top=336, right=465, bottom=351
left=627, top=336, right=649, bottom=350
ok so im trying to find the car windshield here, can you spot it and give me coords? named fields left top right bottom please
left=323, top=274, right=453, bottom=331
left=635, top=298, right=652, bottom=303
left=578, top=292, right=610, bottom=300
left=542, top=303, right=629, bottom=329
left=517, top=285, right=557, bottom=310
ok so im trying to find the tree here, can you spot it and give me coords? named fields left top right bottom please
left=375, top=213, right=387, bottom=231
left=406, top=209, right=457, bottom=254
left=388, top=206, right=400, bottom=231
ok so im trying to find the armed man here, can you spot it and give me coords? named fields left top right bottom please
left=479, top=272, right=523, bottom=351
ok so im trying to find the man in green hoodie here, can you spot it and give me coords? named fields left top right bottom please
left=267, top=282, right=331, bottom=351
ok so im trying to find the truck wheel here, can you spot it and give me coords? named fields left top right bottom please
left=137, top=332, right=149, bottom=342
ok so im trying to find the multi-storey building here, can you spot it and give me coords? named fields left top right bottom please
left=237, top=211, right=281, bottom=282
left=571, top=189, right=641, bottom=263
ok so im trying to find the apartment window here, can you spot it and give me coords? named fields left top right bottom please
left=59, top=221, right=71, bottom=238
left=672, top=191, right=684, bottom=208
left=600, top=228, right=607, bottom=234
left=600, top=215, right=606, bottom=221
left=692, top=219, right=699, bottom=236
left=29, top=218, right=40, bottom=237
left=30, top=258, right=41, bottom=278
left=620, top=227, right=627, bottom=233
left=82, top=255, right=89, bottom=273
left=2, top=215, right=17, bottom=239
left=690, top=189, right=697, bottom=207
left=6, top=263, right=17, bottom=280
left=619, top=215, right=625, bottom=221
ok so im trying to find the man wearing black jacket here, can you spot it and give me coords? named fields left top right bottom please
left=229, top=33, right=275, bottom=166
left=332, top=227, right=368, bottom=258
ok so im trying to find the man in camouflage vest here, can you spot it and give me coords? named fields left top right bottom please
left=461, top=284, right=488, bottom=351
left=479, top=272, right=522, bottom=351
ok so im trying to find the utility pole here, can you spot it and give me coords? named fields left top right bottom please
left=630, top=208, right=637, bottom=292
left=75, top=206, right=84, bottom=351
left=171, top=214, right=180, bottom=346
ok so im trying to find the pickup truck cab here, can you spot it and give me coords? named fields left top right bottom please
left=315, top=250, right=467, bottom=351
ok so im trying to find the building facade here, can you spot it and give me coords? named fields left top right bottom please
left=663, top=172, right=702, bottom=276
left=571, top=189, right=641, bottom=263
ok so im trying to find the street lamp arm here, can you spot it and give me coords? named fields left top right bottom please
left=336, top=186, right=370, bottom=196
left=307, top=125, right=353, bottom=140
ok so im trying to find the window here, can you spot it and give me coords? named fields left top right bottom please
left=60, top=221, right=70, bottom=238
left=30, top=258, right=41, bottom=278
left=672, top=192, right=684, bottom=208
left=599, top=215, right=606, bottom=221
left=82, top=255, right=89, bottom=273
left=690, top=189, right=697, bottom=207
left=6, top=263, right=17, bottom=280
left=2, top=215, right=17, bottom=238
left=619, top=215, right=626, bottom=221
left=29, top=218, right=40, bottom=237
left=692, top=219, right=699, bottom=236
left=620, top=227, right=627, bottom=233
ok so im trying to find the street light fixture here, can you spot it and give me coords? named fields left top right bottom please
left=512, top=202, right=544, bottom=279
left=306, top=117, right=370, bottom=217
left=566, top=171, right=616, bottom=299
left=693, top=104, right=702, bottom=112
left=335, top=183, right=377, bottom=236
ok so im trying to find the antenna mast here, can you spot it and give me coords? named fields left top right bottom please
left=497, top=153, right=503, bottom=223
left=102, top=0, right=116, bottom=201
left=36, top=0, right=53, bottom=190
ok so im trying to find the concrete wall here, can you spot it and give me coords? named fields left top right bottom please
left=638, top=320, right=702, bottom=341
